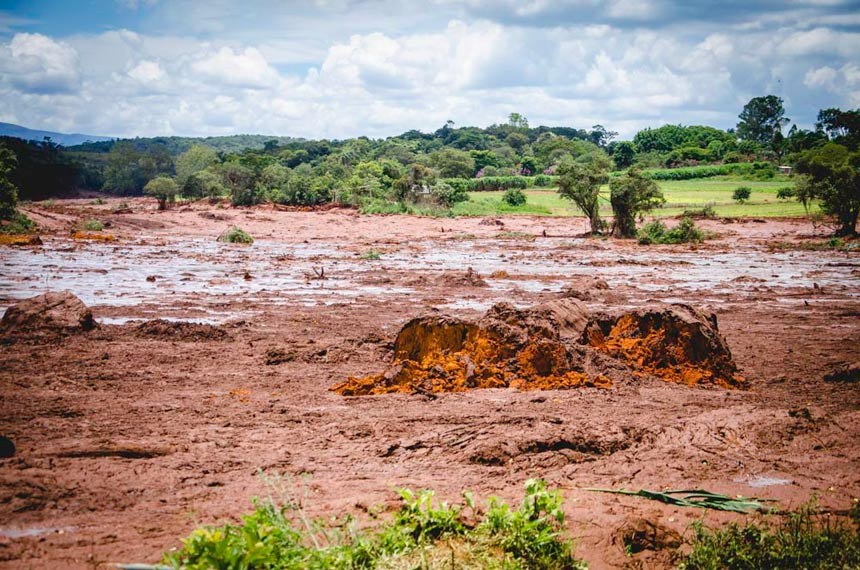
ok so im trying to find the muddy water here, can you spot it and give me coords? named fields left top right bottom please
left=0, top=237, right=856, bottom=321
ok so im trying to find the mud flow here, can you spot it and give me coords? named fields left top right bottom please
left=333, top=299, right=742, bottom=395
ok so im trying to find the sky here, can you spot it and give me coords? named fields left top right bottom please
left=0, top=0, right=858, bottom=140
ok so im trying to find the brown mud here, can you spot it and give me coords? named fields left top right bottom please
left=0, top=197, right=859, bottom=569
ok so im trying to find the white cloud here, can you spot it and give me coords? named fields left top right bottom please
left=128, top=59, right=165, bottom=83
left=191, top=46, right=279, bottom=88
left=805, top=65, right=838, bottom=90
left=0, top=33, right=80, bottom=93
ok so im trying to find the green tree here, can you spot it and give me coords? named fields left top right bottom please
left=609, top=167, right=665, bottom=238
left=144, top=176, right=179, bottom=210
left=183, top=170, right=224, bottom=199
left=794, top=143, right=860, bottom=236
left=429, top=148, right=476, bottom=178
left=175, top=144, right=218, bottom=185
left=0, top=144, right=18, bottom=219
left=556, top=154, right=611, bottom=234
left=611, top=141, right=636, bottom=169
left=737, top=95, right=790, bottom=149
left=508, top=112, right=529, bottom=129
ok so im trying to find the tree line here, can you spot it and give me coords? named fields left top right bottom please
left=1, top=96, right=859, bottom=235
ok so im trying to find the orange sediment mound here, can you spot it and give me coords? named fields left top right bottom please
left=583, top=306, right=745, bottom=388
left=332, top=301, right=610, bottom=396
left=332, top=300, right=746, bottom=396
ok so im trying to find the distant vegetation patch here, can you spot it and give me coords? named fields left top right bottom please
left=637, top=217, right=707, bottom=244
left=218, top=226, right=254, bottom=244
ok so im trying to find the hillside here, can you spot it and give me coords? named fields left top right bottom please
left=0, top=122, right=113, bottom=146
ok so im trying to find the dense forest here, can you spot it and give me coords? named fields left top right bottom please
left=1, top=96, right=859, bottom=233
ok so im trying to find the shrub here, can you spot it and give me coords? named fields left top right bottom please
left=503, top=188, right=527, bottom=206
left=637, top=216, right=705, bottom=244
left=164, top=478, right=584, bottom=570
left=776, top=186, right=796, bottom=200
left=682, top=204, right=717, bottom=219
left=80, top=219, right=104, bottom=231
left=218, top=226, right=254, bottom=244
left=733, top=186, right=752, bottom=203
left=681, top=502, right=860, bottom=569
left=0, top=211, right=35, bottom=234
left=430, top=181, right=467, bottom=206
left=360, top=249, right=381, bottom=260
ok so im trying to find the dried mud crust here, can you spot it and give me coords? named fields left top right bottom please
left=332, top=299, right=743, bottom=395
left=133, top=319, right=231, bottom=341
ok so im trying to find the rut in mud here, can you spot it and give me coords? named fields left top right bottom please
left=332, top=299, right=743, bottom=395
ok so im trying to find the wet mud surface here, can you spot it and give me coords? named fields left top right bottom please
left=1, top=199, right=859, bottom=568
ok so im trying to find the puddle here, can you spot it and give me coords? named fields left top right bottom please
left=739, top=475, right=793, bottom=488
left=1, top=237, right=857, bottom=313
left=0, top=526, right=74, bottom=539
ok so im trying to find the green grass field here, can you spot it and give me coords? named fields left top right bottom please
left=451, top=175, right=812, bottom=218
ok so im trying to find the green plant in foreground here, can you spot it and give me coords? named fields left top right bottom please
left=637, top=216, right=706, bottom=245
left=681, top=501, right=860, bottom=569
left=360, top=249, right=382, bottom=260
left=502, top=188, right=527, bottom=207
left=163, top=478, right=584, bottom=569
left=80, top=218, right=104, bottom=232
left=218, top=226, right=254, bottom=244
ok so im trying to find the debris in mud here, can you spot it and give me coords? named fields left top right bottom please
left=72, top=231, right=116, bottom=242
left=582, top=305, right=745, bottom=388
left=0, top=436, right=14, bottom=459
left=559, top=275, right=611, bottom=301
left=437, top=267, right=488, bottom=287
left=0, top=291, right=96, bottom=336
left=265, top=347, right=297, bottom=365
left=134, top=319, right=229, bottom=341
left=332, top=299, right=745, bottom=395
left=479, top=217, right=505, bottom=226
left=824, top=362, right=860, bottom=383
left=615, top=518, right=682, bottom=554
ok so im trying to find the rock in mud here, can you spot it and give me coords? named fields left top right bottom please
left=332, top=299, right=745, bottom=395
left=824, top=361, right=860, bottom=383
left=559, top=275, right=611, bottom=301
left=437, top=267, right=488, bottom=288
left=0, top=291, right=96, bottom=335
left=0, top=436, right=14, bottom=458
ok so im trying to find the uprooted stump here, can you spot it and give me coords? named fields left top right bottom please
left=1, top=291, right=96, bottom=336
left=331, top=299, right=744, bottom=396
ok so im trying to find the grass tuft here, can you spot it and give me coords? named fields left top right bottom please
left=218, top=226, right=254, bottom=244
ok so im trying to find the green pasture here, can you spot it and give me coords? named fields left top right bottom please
left=451, top=175, right=812, bottom=218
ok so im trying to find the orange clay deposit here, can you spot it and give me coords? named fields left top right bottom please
left=583, top=305, right=745, bottom=388
left=333, top=300, right=742, bottom=395
left=0, top=234, right=42, bottom=245
left=72, top=231, right=116, bottom=241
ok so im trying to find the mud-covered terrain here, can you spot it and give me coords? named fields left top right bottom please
left=1, top=198, right=859, bottom=569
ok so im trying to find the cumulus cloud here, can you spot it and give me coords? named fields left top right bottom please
left=0, top=1, right=857, bottom=138
left=0, top=33, right=80, bottom=93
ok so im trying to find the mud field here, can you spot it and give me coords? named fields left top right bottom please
left=1, top=198, right=859, bottom=569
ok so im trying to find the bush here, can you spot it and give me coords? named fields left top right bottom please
left=164, top=478, right=584, bottom=570
left=360, top=249, right=381, bottom=260
left=637, top=216, right=706, bottom=244
left=609, top=166, right=665, bottom=238
left=503, top=188, right=527, bottom=206
left=0, top=211, right=35, bottom=234
left=681, top=502, right=860, bottom=569
left=218, top=226, right=254, bottom=244
left=682, top=204, right=717, bottom=219
left=80, top=219, right=104, bottom=231
left=733, top=186, right=752, bottom=203
left=430, top=181, right=467, bottom=206
left=776, top=186, right=796, bottom=200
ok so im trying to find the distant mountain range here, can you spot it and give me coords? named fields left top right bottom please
left=0, top=122, right=113, bottom=146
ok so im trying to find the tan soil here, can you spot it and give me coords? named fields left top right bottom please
left=0, top=196, right=858, bottom=569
